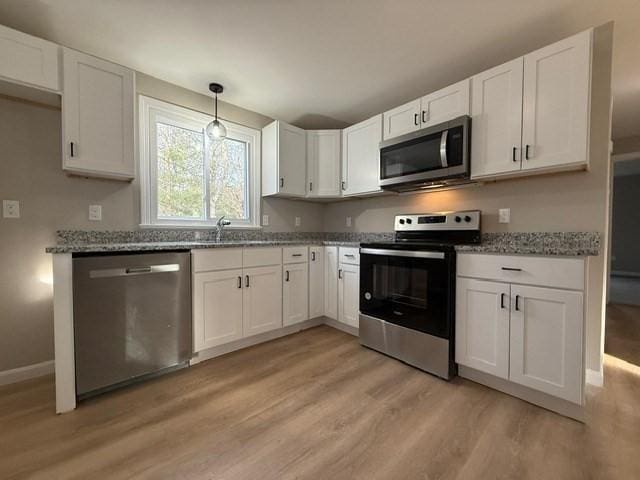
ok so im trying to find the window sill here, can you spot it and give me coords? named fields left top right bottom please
left=139, top=223, right=263, bottom=231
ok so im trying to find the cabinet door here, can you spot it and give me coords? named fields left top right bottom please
left=341, top=114, right=383, bottom=196
left=521, top=30, right=591, bottom=171
left=193, top=269, right=244, bottom=351
left=338, top=264, right=359, bottom=328
left=420, top=79, right=470, bottom=128
left=382, top=98, right=421, bottom=140
left=283, top=263, right=309, bottom=326
left=307, top=130, right=341, bottom=197
left=62, top=48, right=135, bottom=180
left=324, top=247, right=339, bottom=320
left=0, top=25, right=60, bottom=91
left=309, top=247, right=325, bottom=319
left=279, top=121, right=307, bottom=196
left=470, top=58, right=524, bottom=179
left=509, top=285, right=583, bottom=403
left=243, top=265, right=283, bottom=336
left=455, top=278, right=510, bottom=379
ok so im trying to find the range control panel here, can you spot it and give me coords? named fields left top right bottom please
left=394, top=210, right=481, bottom=231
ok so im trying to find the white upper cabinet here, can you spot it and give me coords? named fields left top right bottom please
left=470, top=58, right=524, bottom=178
left=521, top=29, right=592, bottom=172
left=262, top=120, right=306, bottom=197
left=382, top=80, right=470, bottom=141
left=471, top=29, right=592, bottom=179
left=420, top=79, right=470, bottom=128
left=62, top=48, right=135, bottom=180
left=0, top=24, right=60, bottom=91
left=306, top=130, right=341, bottom=197
left=382, top=98, right=421, bottom=140
left=341, top=114, right=383, bottom=196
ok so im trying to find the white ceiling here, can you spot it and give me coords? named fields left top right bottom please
left=0, top=0, right=638, bottom=137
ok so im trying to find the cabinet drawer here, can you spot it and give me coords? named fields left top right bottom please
left=243, top=247, right=282, bottom=268
left=192, top=248, right=242, bottom=273
left=339, top=247, right=360, bottom=265
left=457, top=253, right=585, bottom=291
left=283, top=246, right=308, bottom=264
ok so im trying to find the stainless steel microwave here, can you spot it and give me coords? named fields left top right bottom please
left=379, top=115, right=470, bottom=192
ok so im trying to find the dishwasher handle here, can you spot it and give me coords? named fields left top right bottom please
left=89, top=264, right=180, bottom=278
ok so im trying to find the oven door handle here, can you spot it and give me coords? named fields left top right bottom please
left=360, top=248, right=445, bottom=260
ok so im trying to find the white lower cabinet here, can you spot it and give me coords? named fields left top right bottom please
left=456, top=253, right=586, bottom=407
left=192, top=248, right=283, bottom=353
left=309, top=247, right=325, bottom=318
left=324, top=247, right=339, bottom=320
left=243, top=265, right=283, bottom=336
left=283, top=262, right=309, bottom=326
left=456, top=278, right=510, bottom=379
left=338, top=263, right=360, bottom=328
left=193, top=268, right=244, bottom=351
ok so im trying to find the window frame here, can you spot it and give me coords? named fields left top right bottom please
left=139, top=95, right=261, bottom=229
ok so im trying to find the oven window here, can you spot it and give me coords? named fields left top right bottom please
left=373, top=263, right=427, bottom=309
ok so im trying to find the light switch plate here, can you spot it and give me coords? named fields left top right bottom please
left=89, top=205, right=102, bottom=221
left=346, top=216, right=352, bottom=227
left=3, top=200, right=20, bottom=218
left=295, top=216, right=301, bottom=227
left=499, top=208, right=511, bottom=224
left=262, top=214, right=269, bottom=226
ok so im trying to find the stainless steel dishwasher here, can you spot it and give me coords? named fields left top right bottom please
left=73, top=251, right=192, bottom=399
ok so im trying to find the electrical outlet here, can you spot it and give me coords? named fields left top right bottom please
left=2, top=200, right=20, bottom=218
left=295, top=216, right=301, bottom=227
left=346, top=216, right=352, bottom=227
left=89, top=205, right=102, bottom=221
left=262, top=214, right=269, bottom=226
left=498, top=208, right=511, bottom=224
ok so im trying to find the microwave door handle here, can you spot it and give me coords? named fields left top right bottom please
left=439, top=130, right=448, bottom=168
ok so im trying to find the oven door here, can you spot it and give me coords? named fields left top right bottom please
left=359, top=248, right=453, bottom=339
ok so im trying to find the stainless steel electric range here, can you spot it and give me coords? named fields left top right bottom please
left=359, top=210, right=481, bottom=379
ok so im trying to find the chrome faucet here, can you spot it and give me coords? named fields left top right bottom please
left=216, top=216, right=231, bottom=242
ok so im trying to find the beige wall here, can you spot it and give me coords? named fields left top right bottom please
left=325, top=23, right=614, bottom=375
left=0, top=75, right=322, bottom=372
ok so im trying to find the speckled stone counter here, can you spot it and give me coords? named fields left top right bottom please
left=455, top=232, right=600, bottom=256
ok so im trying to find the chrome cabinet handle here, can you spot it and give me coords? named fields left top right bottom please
left=285, top=270, right=290, bottom=282
left=245, top=275, right=250, bottom=288
left=414, top=113, right=419, bottom=126
left=237, top=276, right=242, bottom=289
left=515, top=295, right=521, bottom=311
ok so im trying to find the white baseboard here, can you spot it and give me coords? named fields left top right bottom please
left=586, top=368, right=604, bottom=387
left=0, top=360, right=54, bottom=386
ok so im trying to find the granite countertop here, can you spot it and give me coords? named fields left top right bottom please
left=455, top=232, right=600, bottom=257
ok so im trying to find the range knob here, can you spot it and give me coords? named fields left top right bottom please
left=455, top=216, right=462, bottom=223
left=399, top=219, right=405, bottom=225
left=464, top=215, right=472, bottom=222
left=406, top=218, right=412, bottom=224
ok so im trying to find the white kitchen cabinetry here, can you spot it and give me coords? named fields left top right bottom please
left=471, top=29, right=592, bottom=179
left=62, top=48, right=135, bottom=180
left=341, top=114, right=383, bottom=196
left=456, top=253, right=586, bottom=408
left=455, top=278, right=510, bottom=379
left=324, top=246, right=339, bottom=320
left=338, top=247, right=360, bottom=328
left=192, top=248, right=283, bottom=352
left=382, top=79, right=470, bottom=140
left=262, top=120, right=306, bottom=197
left=306, top=130, right=341, bottom=198
left=283, top=247, right=309, bottom=326
left=309, top=247, right=325, bottom=319
left=0, top=24, right=60, bottom=91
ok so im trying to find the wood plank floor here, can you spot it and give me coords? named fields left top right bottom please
left=1, top=310, right=640, bottom=479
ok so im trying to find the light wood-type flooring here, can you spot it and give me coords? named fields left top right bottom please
left=1, top=306, right=640, bottom=479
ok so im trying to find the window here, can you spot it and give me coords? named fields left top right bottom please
left=139, top=96, right=261, bottom=228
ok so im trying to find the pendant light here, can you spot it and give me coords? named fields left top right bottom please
left=206, top=82, right=227, bottom=139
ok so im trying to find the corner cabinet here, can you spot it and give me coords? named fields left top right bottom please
left=471, top=29, right=592, bottom=180
left=341, top=114, right=383, bottom=196
left=306, top=130, right=341, bottom=198
left=0, top=24, right=60, bottom=91
left=262, top=120, right=307, bottom=197
left=456, top=253, right=586, bottom=409
left=61, top=48, right=135, bottom=180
